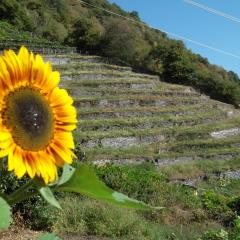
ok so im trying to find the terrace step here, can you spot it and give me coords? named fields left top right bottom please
left=44, top=55, right=104, bottom=65
left=77, top=110, right=228, bottom=132
left=158, top=135, right=240, bottom=154
left=60, top=78, right=156, bottom=89
left=73, top=95, right=208, bottom=108
left=84, top=145, right=240, bottom=166
left=75, top=116, right=240, bottom=148
left=55, top=62, right=132, bottom=72
left=66, top=86, right=202, bottom=98
left=77, top=104, right=235, bottom=119
left=60, top=79, right=199, bottom=94
left=92, top=153, right=240, bottom=167
left=61, top=70, right=159, bottom=81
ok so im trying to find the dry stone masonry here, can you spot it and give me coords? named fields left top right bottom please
left=45, top=54, right=240, bottom=167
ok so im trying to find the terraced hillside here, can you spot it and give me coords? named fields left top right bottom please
left=0, top=22, right=76, bottom=54
left=44, top=54, right=240, bottom=167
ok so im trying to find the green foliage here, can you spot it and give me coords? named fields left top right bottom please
left=57, top=164, right=156, bottom=210
left=48, top=197, right=200, bottom=239
left=234, top=216, right=240, bottom=233
left=95, top=163, right=166, bottom=204
left=41, top=19, right=68, bottom=42
left=201, top=190, right=236, bottom=225
left=67, top=16, right=103, bottom=53
left=0, top=0, right=33, bottom=30
left=198, top=229, right=229, bottom=240
left=0, top=197, right=12, bottom=230
left=198, top=216, right=240, bottom=240
left=100, top=18, right=150, bottom=66
left=94, top=163, right=203, bottom=217
left=0, top=161, right=54, bottom=230
left=49, top=197, right=151, bottom=238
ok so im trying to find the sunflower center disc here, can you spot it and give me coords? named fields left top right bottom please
left=3, top=87, right=54, bottom=151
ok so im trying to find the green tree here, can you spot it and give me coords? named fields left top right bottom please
left=67, top=16, right=104, bottom=53
left=101, top=18, right=150, bottom=66
left=0, top=0, right=33, bottom=30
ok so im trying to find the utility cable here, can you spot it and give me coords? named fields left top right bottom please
left=77, top=0, right=240, bottom=60
left=184, top=0, right=240, bottom=24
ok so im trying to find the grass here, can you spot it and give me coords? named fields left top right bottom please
left=60, top=78, right=155, bottom=87
left=73, top=94, right=204, bottom=101
left=75, top=115, right=240, bottom=142
left=82, top=145, right=240, bottom=163
left=55, top=62, right=132, bottom=71
left=159, top=157, right=240, bottom=180
left=39, top=163, right=240, bottom=239
left=77, top=103, right=208, bottom=115
left=73, top=95, right=206, bottom=110
left=66, top=86, right=201, bottom=98
left=48, top=197, right=206, bottom=240
left=60, top=78, right=194, bottom=92
left=61, top=69, right=158, bottom=79
left=46, top=54, right=102, bottom=59
left=77, top=110, right=225, bottom=131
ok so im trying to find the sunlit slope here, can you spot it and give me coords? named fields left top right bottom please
left=45, top=54, right=240, bottom=166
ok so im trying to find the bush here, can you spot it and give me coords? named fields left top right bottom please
left=198, top=229, right=229, bottom=240
left=201, top=191, right=236, bottom=225
left=0, top=159, right=49, bottom=229
left=94, top=163, right=166, bottom=204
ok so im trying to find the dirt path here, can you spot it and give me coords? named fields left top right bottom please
left=0, top=227, right=41, bottom=240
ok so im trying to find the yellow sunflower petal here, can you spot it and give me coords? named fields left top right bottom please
left=49, top=87, right=73, bottom=107
left=13, top=147, right=26, bottom=178
left=0, top=47, right=77, bottom=184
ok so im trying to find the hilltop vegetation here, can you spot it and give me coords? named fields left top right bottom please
left=1, top=0, right=240, bottom=106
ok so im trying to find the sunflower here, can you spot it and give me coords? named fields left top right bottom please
left=0, top=46, right=77, bottom=184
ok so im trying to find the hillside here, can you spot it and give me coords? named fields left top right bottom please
left=1, top=53, right=240, bottom=240
left=1, top=0, right=240, bottom=106
left=0, top=21, right=75, bottom=53
left=44, top=53, right=240, bottom=167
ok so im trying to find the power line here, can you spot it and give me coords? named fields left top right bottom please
left=184, top=0, right=240, bottom=24
left=77, top=0, right=240, bottom=60
left=159, top=30, right=240, bottom=60
left=78, top=0, right=142, bottom=24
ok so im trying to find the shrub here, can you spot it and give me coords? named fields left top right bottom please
left=201, top=191, right=236, bottom=225
left=94, top=163, right=166, bottom=204
left=0, top=159, right=49, bottom=230
left=198, top=229, right=229, bottom=240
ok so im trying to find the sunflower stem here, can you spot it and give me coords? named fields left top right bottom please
left=8, top=180, right=36, bottom=205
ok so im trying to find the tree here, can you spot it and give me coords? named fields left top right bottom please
left=101, top=18, right=150, bottom=66
left=0, top=0, right=33, bottom=30
left=67, top=16, right=104, bottom=53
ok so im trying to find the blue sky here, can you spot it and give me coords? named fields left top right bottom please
left=108, top=0, right=240, bottom=75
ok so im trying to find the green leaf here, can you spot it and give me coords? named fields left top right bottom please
left=38, top=233, right=62, bottom=240
left=39, top=187, right=62, bottom=209
left=0, top=197, right=12, bottom=229
left=57, top=164, right=161, bottom=210
left=34, top=178, right=61, bottom=209
left=57, top=164, right=75, bottom=186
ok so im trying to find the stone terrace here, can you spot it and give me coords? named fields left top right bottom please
left=44, top=54, right=240, bottom=167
